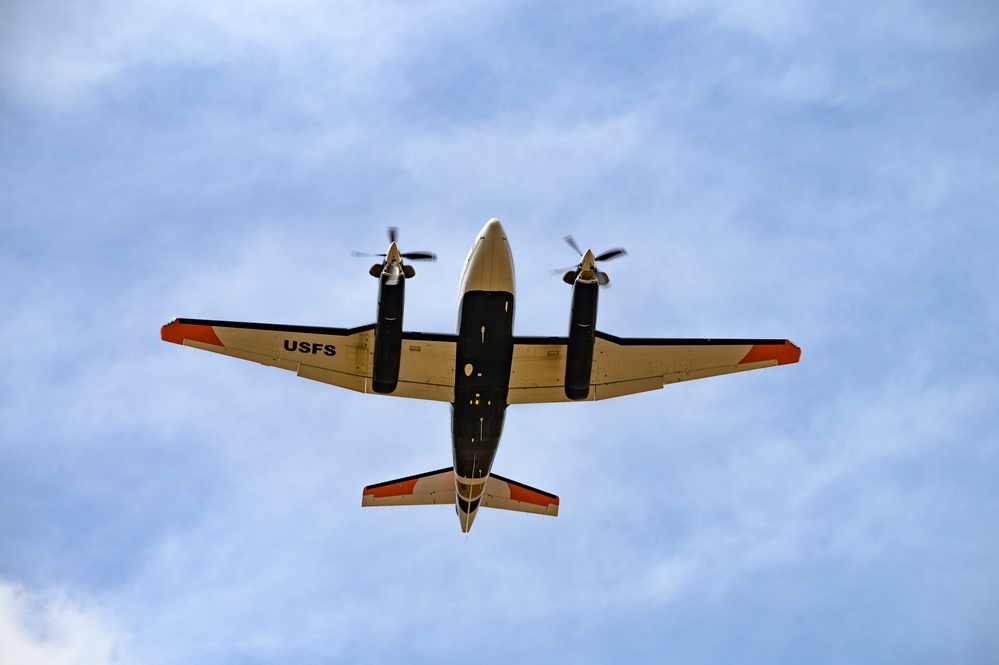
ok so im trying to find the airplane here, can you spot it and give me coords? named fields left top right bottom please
left=161, top=219, right=800, bottom=532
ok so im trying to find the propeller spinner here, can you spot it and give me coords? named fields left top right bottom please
left=352, top=227, right=436, bottom=279
left=555, top=235, right=627, bottom=287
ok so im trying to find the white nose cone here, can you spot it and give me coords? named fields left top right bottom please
left=458, top=218, right=515, bottom=297
left=481, top=218, right=506, bottom=241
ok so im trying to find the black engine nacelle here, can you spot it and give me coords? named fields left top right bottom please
left=372, top=271, right=405, bottom=393
left=564, top=280, right=599, bottom=400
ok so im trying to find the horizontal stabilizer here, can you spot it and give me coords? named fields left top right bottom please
left=483, top=473, right=559, bottom=516
left=362, top=467, right=454, bottom=507
left=362, top=468, right=559, bottom=516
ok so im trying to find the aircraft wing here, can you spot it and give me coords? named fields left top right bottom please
left=160, top=318, right=457, bottom=402
left=507, top=331, right=800, bottom=404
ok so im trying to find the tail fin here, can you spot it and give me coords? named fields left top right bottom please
left=361, top=468, right=559, bottom=517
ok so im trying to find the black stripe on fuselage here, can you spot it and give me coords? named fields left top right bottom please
left=456, top=496, right=482, bottom=513
left=451, top=290, right=514, bottom=481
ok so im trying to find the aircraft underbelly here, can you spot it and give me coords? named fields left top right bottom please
left=451, top=290, right=514, bottom=480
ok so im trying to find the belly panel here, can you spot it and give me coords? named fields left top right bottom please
left=451, top=290, right=514, bottom=479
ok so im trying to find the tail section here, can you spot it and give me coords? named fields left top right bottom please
left=362, top=468, right=559, bottom=532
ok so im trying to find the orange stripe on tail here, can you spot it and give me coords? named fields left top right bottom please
left=507, top=482, right=561, bottom=508
left=363, top=478, right=420, bottom=500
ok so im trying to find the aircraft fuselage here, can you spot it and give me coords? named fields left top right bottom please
left=451, top=220, right=516, bottom=529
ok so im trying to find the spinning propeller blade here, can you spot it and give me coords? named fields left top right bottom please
left=353, top=227, right=437, bottom=277
left=556, top=235, right=627, bottom=287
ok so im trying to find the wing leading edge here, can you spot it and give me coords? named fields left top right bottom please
left=160, top=318, right=457, bottom=402
left=508, top=331, right=800, bottom=404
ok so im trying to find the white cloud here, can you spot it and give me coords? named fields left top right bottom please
left=0, top=580, right=131, bottom=665
left=3, top=0, right=998, bottom=661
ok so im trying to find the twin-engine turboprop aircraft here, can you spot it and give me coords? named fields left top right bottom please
left=161, top=219, right=800, bottom=532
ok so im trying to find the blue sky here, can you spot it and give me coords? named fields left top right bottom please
left=2, top=1, right=997, bottom=663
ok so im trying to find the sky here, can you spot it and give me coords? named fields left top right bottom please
left=2, top=1, right=998, bottom=663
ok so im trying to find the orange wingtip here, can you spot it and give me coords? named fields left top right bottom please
left=363, top=478, right=420, bottom=500
left=160, top=320, right=224, bottom=347
left=738, top=340, right=801, bottom=366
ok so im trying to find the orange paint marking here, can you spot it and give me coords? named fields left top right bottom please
left=160, top=320, right=224, bottom=347
left=508, top=483, right=559, bottom=507
left=738, top=340, right=801, bottom=366
left=364, top=478, right=419, bottom=499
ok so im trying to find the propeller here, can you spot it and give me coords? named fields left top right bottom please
left=553, top=235, right=627, bottom=287
left=352, top=227, right=436, bottom=279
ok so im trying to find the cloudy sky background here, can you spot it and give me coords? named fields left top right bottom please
left=2, top=1, right=998, bottom=663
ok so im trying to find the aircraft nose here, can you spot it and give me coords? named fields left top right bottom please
left=459, top=217, right=516, bottom=298
left=481, top=218, right=507, bottom=241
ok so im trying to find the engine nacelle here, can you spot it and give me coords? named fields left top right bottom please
left=372, top=270, right=405, bottom=393
left=564, top=279, right=599, bottom=400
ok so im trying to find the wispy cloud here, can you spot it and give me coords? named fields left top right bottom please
left=0, top=580, right=130, bottom=665
left=3, top=0, right=998, bottom=663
